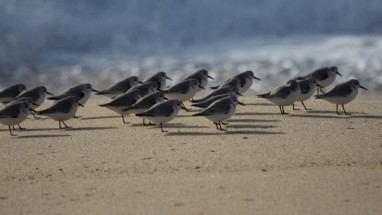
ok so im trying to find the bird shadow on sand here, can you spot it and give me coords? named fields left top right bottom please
left=17, top=134, right=71, bottom=138
left=289, top=113, right=381, bottom=119
left=80, top=115, right=120, bottom=120
left=24, top=126, right=117, bottom=131
left=143, top=123, right=208, bottom=129
left=165, top=130, right=284, bottom=136
left=226, top=124, right=276, bottom=129
left=243, top=102, right=273, bottom=106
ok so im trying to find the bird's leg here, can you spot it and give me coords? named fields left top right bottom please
left=160, top=123, right=168, bottom=132
left=59, top=121, right=63, bottom=129
left=121, top=115, right=128, bottom=124
left=279, top=106, right=283, bottom=114
left=292, top=103, right=300, bottom=110
left=281, top=106, right=289, bottom=115
left=301, top=101, right=311, bottom=111
left=316, top=87, right=320, bottom=95
left=214, top=122, right=219, bottom=130
left=336, top=105, right=341, bottom=115
left=218, top=121, right=227, bottom=131
left=12, top=125, right=16, bottom=130
left=9, top=126, right=16, bottom=136
left=221, top=121, right=229, bottom=125
left=18, top=124, right=26, bottom=130
left=61, top=121, right=71, bottom=129
left=342, top=105, right=351, bottom=115
left=31, top=111, right=38, bottom=119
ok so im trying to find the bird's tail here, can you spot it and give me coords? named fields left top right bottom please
left=257, top=93, right=271, bottom=98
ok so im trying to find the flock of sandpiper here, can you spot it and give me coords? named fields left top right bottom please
left=0, top=67, right=367, bottom=136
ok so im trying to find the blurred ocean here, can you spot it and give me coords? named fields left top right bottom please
left=1, top=0, right=382, bottom=94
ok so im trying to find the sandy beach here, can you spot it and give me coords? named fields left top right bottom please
left=0, top=96, right=381, bottom=214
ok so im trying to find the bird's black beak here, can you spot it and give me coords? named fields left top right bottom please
left=336, top=71, right=342, bottom=77
left=238, top=101, right=246, bottom=106
left=166, top=76, right=173, bottom=81
left=317, top=84, right=324, bottom=88
left=360, top=85, right=368, bottom=90
left=181, top=104, right=189, bottom=112
left=92, top=89, right=100, bottom=93
left=253, top=74, right=261, bottom=80
left=199, top=85, right=205, bottom=89
left=78, top=103, right=85, bottom=107
left=236, top=92, right=243, bottom=96
left=207, top=75, right=215, bottom=80
left=139, top=81, right=144, bottom=84
left=47, top=91, right=54, bottom=96
left=164, top=97, right=170, bottom=100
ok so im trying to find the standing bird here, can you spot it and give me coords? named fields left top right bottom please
left=185, top=69, right=214, bottom=91
left=191, top=94, right=233, bottom=109
left=314, top=79, right=367, bottom=115
left=297, top=66, right=342, bottom=94
left=6, top=97, right=37, bottom=130
left=191, top=85, right=242, bottom=104
left=211, top=71, right=260, bottom=93
left=14, top=86, right=54, bottom=109
left=37, top=96, right=84, bottom=129
left=288, top=77, right=323, bottom=110
left=123, top=92, right=168, bottom=126
left=163, top=79, right=204, bottom=106
left=0, top=101, right=34, bottom=136
left=98, top=89, right=141, bottom=124
left=192, top=95, right=245, bottom=131
left=96, top=76, right=141, bottom=98
left=0, top=84, right=27, bottom=103
left=47, top=83, right=99, bottom=106
left=257, top=80, right=300, bottom=115
left=136, top=100, right=188, bottom=132
left=144, top=71, right=172, bottom=90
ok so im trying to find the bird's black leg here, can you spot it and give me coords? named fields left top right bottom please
left=61, top=121, right=71, bottom=129
left=292, top=103, right=300, bottom=110
left=218, top=121, right=227, bottom=131
left=336, top=105, right=341, bottom=115
left=214, top=122, right=219, bottom=130
left=18, top=124, right=26, bottom=130
left=12, top=125, right=16, bottom=130
left=59, top=121, right=63, bottom=129
left=121, top=115, right=128, bottom=124
left=221, top=121, right=229, bottom=125
left=316, top=87, right=320, bottom=95
left=342, top=105, right=351, bottom=115
left=9, top=126, right=16, bottom=136
left=279, top=106, right=283, bottom=114
left=281, top=106, right=289, bottom=115
left=160, top=123, right=168, bottom=132
left=31, top=111, right=38, bottom=119
left=301, top=101, right=311, bottom=111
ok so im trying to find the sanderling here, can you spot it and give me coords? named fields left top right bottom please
left=163, top=79, right=204, bottom=104
left=211, top=71, right=260, bottom=93
left=0, top=101, right=34, bottom=136
left=122, top=91, right=168, bottom=126
left=191, top=94, right=232, bottom=108
left=315, top=79, right=367, bottom=115
left=288, top=77, right=323, bottom=110
left=48, top=83, right=99, bottom=106
left=37, top=96, right=84, bottom=128
left=191, top=85, right=242, bottom=104
left=0, top=84, right=27, bottom=104
left=144, top=71, right=172, bottom=90
left=184, top=69, right=214, bottom=90
left=14, top=86, right=54, bottom=109
left=192, top=95, right=245, bottom=131
left=257, top=79, right=300, bottom=115
left=136, top=100, right=188, bottom=132
left=6, top=97, right=38, bottom=129
left=98, top=89, right=141, bottom=124
left=297, top=66, right=342, bottom=94
left=96, top=76, right=141, bottom=98
left=128, top=82, right=158, bottom=97
left=213, top=78, right=242, bottom=93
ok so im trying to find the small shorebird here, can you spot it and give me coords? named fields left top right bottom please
left=0, top=84, right=27, bottom=103
left=297, top=66, right=342, bottom=94
left=37, top=96, right=83, bottom=129
left=48, top=83, right=99, bottom=106
left=192, top=95, right=245, bottom=131
left=0, top=101, right=34, bottom=136
left=144, top=71, right=172, bottom=90
left=315, top=79, right=367, bottom=115
left=288, top=77, right=323, bottom=110
left=136, top=100, right=188, bottom=132
left=211, top=71, right=260, bottom=93
left=257, top=80, right=300, bottom=115
left=163, top=79, right=204, bottom=104
left=192, top=85, right=242, bottom=104
left=14, top=86, right=54, bottom=109
left=6, top=97, right=37, bottom=130
left=214, top=78, right=242, bottom=94
left=96, top=76, right=141, bottom=98
left=98, top=89, right=141, bottom=124
left=123, top=92, right=168, bottom=126
left=185, top=69, right=214, bottom=90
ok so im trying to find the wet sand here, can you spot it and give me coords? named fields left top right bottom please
left=0, top=97, right=381, bottom=214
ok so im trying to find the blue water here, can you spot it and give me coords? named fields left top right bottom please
left=1, top=1, right=381, bottom=93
